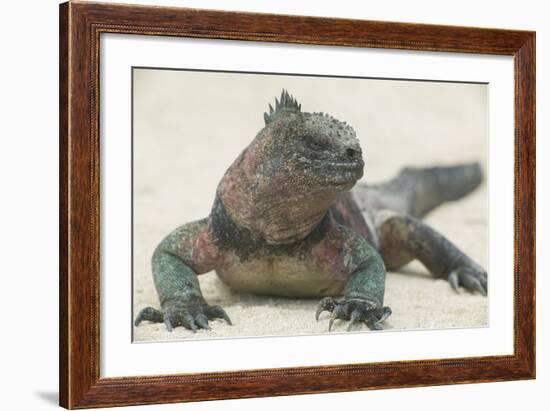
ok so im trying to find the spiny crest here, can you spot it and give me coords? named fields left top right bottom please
left=264, top=89, right=301, bottom=125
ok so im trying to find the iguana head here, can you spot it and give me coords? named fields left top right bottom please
left=217, top=90, right=364, bottom=244
left=261, top=90, right=364, bottom=189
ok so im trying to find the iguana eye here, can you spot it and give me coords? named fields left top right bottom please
left=308, top=138, right=327, bottom=151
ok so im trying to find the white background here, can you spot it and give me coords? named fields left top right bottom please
left=0, top=0, right=547, bottom=410
left=102, top=35, right=513, bottom=377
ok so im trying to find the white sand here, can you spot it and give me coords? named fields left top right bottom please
left=132, top=69, right=488, bottom=342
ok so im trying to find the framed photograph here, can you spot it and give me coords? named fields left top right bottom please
left=59, top=1, right=535, bottom=408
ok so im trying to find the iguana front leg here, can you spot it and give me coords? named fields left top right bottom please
left=134, top=218, right=231, bottom=331
left=316, top=227, right=391, bottom=331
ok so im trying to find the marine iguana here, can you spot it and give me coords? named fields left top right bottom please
left=135, top=90, right=487, bottom=332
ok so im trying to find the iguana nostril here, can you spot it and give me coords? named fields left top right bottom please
left=346, top=148, right=356, bottom=158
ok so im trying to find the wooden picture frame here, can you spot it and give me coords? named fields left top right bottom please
left=59, top=1, right=535, bottom=408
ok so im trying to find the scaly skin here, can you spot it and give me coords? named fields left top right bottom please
left=135, top=90, right=487, bottom=332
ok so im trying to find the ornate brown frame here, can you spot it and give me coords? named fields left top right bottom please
left=59, top=1, right=535, bottom=408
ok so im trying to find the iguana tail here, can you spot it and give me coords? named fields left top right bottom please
left=353, top=162, right=483, bottom=219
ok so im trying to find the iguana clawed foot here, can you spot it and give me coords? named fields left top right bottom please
left=447, top=263, right=487, bottom=296
left=135, top=298, right=232, bottom=332
left=316, top=297, right=392, bottom=331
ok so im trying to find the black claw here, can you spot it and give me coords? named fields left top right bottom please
left=159, top=299, right=232, bottom=331
left=367, top=321, right=384, bottom=331
left=347, top=309, right=363, bottom=331
left=480, top=278, right=488, bottom=291
left=186, top=316, right=198, bottom=332
left=222, top=313, right=233, bottom=325
left=328, top=313, right=337, bottom=332
left=318, top=298, right=390, bottom=332
left=207, top=305, right=232, bottom=325
left=472, top=279, right=487, bottom=296
left=377, top=306, right=392, bottom=324
left=134, top=307, right=164, bottom=326
left=479, top=273, right=488, bottom=294
left=448, top=271, right=460, bottom=293
left=315, top=306, right=324, bottom=322
left=461, top=274, right=486, bottom=296
left=164, top=315, right=174, bottom=332
left=195, top=314, right=210, bottom=330
left=448, top=265, right=488, bottom=296
left=316, top=297, right=336, bottom=321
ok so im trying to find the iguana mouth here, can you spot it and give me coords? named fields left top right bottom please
left=321, top=159, right=364, bottom=186
left=328, top=160, right=364, bottom=171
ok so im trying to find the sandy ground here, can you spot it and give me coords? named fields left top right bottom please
left=132, top=69, right=488, bottom=342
